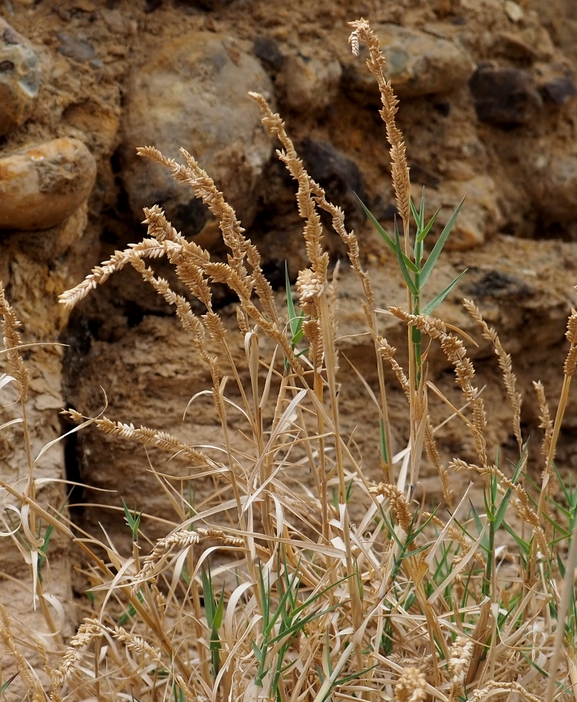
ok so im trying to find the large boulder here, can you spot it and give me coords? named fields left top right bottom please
left=122, top=33, right=274, bottom=246
left=344, top=23, right=475, bottom=102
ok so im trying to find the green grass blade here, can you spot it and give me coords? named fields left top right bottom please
left=291, top=573, right=352, bottom=618
left=379, top=418, right=389, bottom=464
left=410, top=197, right=422, bottom=230
left=417, top=206, right=442, bottom=243
left=394, top=227, right=418, bottom=296
left=355, top=194, right=396, bottom=254
left=1, top=673, right=18, bottom=694
left=268, top=603, right=342, bottom=645
left=214, top=584, right=225, bottom=630
left=263, top=569, right=301, bottom=637
left=421, top=269, right=467, bottom=314
left=503, top=521, right=531, bottom=558
left=401, top=252, right=420, bottom=274
left=421, top=270, right=467, bottom=316
left=494, top=446, right=527, bottom=530
left=122, top=500, right=141, bottom=542
left=285, top=262, right=305, bottom=344
left=420, top=197, right=465, bottom=287
left=201, top=569, right=215, bottom=626
left=335, top=663, right=379, bottom=686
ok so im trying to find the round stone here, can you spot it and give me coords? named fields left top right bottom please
left=122, top=33, right=274, bottom=240
left=0, top=137, right=97, bottom=230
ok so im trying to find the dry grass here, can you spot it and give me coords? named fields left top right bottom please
left=0, top=17, right=576, bottom=702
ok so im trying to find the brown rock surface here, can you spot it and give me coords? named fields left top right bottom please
left=344, top=23, right=476, bottom=101
left=282, top=47, right=342, bottom=114
left=121, top=32, right=274, bottom=241
left=0, top=18, right=40, bottom=136
left=0, top=1, right=576, bottom=675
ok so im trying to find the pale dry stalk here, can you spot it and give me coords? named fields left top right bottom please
left=0, top=602, right=45, bottom=699
left=347, top=19, right=410, bottom=237
left=463, top=298, right=523, bottom=453
left=424, top=416, right=453, bottom=507
left=533, top=380, right=553, bottom=465
left=537, top=307, right=577, bottom=532
left=348, top=19, right=421, bottom=487
left=0, top=281, right=33, bottom=499
left=391, top=307, right=488, bottom=469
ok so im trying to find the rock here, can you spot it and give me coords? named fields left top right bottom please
left=122, top=33, right=273, bottom=239
left=102, top=10, right=123, bottom=33
left=492, top=24, right=554, bottom=63
left=413, top=175, right=502, bottom=250
left=541, top=76, right=577, bottom=104
left=102, top=9, right=137, bottom=36
left=492, top=32, right=540, bottom=63
left=63, top=100, right=120, bottom=154
left=344, top=23, right=475, bottom=101
left=0, top=138, right=96, bottom=230
left=10, top=204, right=88, bottom=262
left=469, top=66, right=543, bottom=125
left=533, top=155, right=577, bottom=222
left=534, top=62, right=577, bottom=105
left=504, top=0, right=524, bottom=23
left=0, top=18, right=40, bottom=137
left=282, top=49, right=341, bottom=114
left=253, top=35, right=284, bottom=72
left=464, top=269, right=535, bottom=301
left=300, top=138, right=366, bottom=231
left=56, top=32, right=96, bottom=62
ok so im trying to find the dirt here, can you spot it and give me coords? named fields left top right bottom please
left=2, top=0, right=577, bottom=647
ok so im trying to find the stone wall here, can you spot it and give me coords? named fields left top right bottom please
left=1, top=0, right=577, bottom=662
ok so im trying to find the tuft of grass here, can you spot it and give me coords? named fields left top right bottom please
left=0, top=15, right=576, bottom=702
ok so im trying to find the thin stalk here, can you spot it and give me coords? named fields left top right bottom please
left=545, top=507, right=577, bottom=702
left=535, top=311, right=577, bottom=580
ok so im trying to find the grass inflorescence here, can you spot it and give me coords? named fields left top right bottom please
left=0, top=16, right=576, bottom=702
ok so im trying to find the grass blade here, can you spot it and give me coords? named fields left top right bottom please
left=355, top=194, right=396, bottom=253
left=421, top=270, right=467, bottom=316
left=420, top=196, right=465, bottom=287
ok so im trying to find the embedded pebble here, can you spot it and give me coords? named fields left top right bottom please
left=283, top=49, right=341, bottom=114
left=469, top=66, right=543, bottom=125
left=57, top=33, right=96, bottom=62
left=12, top=205, right=88, bottom=262
left=493, top=24, right=554, bottom=63
left=534, top=62, right=577, bottom=105
left=102, top=9, right=137, bottom=35
left=504, top=0, right=524, bottom=23
left=0, top=138, right=96, bottom=230
left=345, top=23, right=475, bottom=101
left=300, top=138, right=366, bottom=231
left=492, top=32, right=540, bottom=62
left=0, top=18, right=40, bottom=137
left=253, top=35, right=284, bottom=72
left=533, top=156, right=577, bottom=222
left=122, top=33, right=273, bottom=238
left=542, top=76, right=577, bottom=104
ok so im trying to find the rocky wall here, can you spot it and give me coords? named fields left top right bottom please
left=1, top=0, right=577, bottom=647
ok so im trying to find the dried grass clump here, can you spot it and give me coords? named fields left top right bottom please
left=0, top=17, right=576, bottom=702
